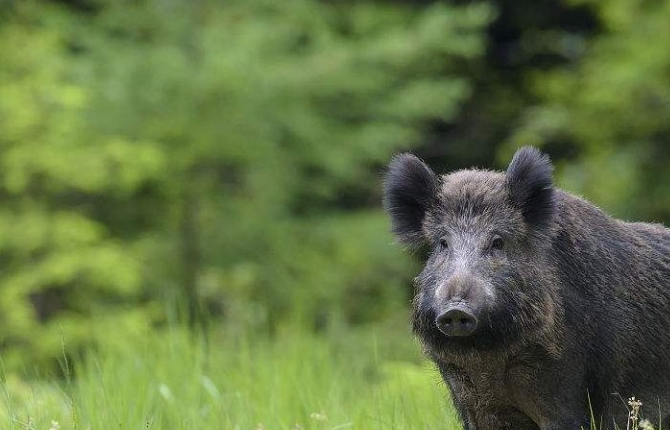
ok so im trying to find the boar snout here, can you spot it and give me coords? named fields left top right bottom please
left=435, top=303, right=478, bottom=337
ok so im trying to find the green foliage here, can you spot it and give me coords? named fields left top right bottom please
left=0, top=0, right=490, bottom=369
left=0, top=4, right=159, bottom=370
left=511, top=0, right=670, bottom=221
left=3, top=0, right=670, bottom=404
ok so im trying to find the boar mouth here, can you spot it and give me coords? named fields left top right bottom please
left=413, top=305, right=522, bottom=354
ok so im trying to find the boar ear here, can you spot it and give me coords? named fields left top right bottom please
left=383, top=153, right=437, bottom=248
left=506, top=147, right=556, bottom=229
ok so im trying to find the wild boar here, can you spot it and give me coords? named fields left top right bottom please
left=384, top=147, right=670, bottom=430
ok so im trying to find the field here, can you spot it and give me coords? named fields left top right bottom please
left=0, top=318, right=460, bottom=430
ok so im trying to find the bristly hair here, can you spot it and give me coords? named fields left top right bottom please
left=383, top=153, right=437, bottom=249
left=506, top=146, right=556, bottom=230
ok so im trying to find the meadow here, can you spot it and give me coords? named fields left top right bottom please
left=0, top=317, right=460, bottom=430
left=2, top=1, right=668, bottom=430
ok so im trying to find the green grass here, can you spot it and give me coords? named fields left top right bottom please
left=0, top=320, right=460, bottom=430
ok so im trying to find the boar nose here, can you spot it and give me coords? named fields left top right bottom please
left=435, top=304, right=478, bottom=337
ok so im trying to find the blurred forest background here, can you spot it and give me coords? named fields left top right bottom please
left=1, top=0, right=670, bottom=374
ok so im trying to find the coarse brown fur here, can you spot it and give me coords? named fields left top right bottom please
left=383, top=147, right=670, bottom=430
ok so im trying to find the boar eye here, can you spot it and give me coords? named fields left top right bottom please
left=438, top=238, right=449, bottom=251
left=490, top=235, right=504, bottom=251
